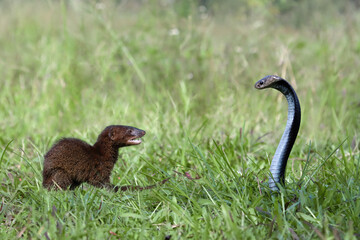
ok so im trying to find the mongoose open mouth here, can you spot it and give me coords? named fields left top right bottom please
left=125, top=128, right=145, bottom=145
left=126, top=137, right=143, bottom=145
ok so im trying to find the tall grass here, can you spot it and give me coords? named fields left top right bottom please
left=0, top=0, right=359, bottom=238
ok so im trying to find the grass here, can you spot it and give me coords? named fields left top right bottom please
left=1, top=0, right=360, bottom=239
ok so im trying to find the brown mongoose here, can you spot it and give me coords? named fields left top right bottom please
left=42, top=125, right=151, bottom=191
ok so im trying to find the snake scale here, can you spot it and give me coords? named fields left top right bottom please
left=255, top=75, right=301, bottom=191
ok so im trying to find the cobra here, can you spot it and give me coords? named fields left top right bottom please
left=255, top=75, right=301, bottom=191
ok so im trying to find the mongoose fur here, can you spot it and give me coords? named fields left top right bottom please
left=42, top=125, right=164, bottom=191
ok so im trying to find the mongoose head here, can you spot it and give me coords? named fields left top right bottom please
left=101, top=125, right=146, bottom=147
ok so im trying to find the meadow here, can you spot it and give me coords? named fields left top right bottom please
left=0, top=0, right=360, bottom=238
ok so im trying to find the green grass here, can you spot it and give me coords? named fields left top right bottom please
left=1, top=0, right=360, bottom=239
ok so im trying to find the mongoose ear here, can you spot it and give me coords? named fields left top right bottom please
left=108, top=131, right=116, bottom=140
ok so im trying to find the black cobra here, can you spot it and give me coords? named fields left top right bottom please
left=255, top=75, right=301, bottom=191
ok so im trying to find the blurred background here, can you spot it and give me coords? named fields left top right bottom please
left=0, top=0, right=359, bottom=153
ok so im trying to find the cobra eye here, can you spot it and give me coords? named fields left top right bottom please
left=259, top=81, right=264, bottom=85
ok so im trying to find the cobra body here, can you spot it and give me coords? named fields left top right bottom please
left=255, top=75, right=301, bottom=191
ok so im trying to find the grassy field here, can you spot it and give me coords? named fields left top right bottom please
left=1, top=0, right=360, bottom=239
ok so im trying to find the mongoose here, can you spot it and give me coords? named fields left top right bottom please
left=43, top=125, right=153, bottom=191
